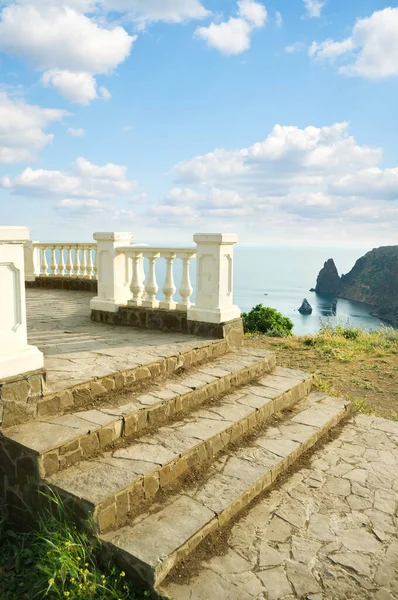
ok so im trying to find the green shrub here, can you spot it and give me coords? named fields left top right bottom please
left=242, top=304, right=293, bottom=337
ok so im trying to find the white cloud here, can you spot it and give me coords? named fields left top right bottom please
left=0, top=3, right=134, bottom=103
left=163, top=187, right=200, bottom=204
left=158, top=121, right=398, bottom=240
left=0, top=0, right=212, bottom=102
left=275, top=10, right=282, bottom=28
left=329, top=168, right=398, bottom=200
left=0, top=91, right=67, bottom=164
left=130, top=192, right=147, bottom=203
left=68, top=127, right=86, bottom=136
left=285, top=42, right=305, bottom=54
left=1, top=157, right=137, bottom=198
left=195, top=0, right=267, bottom=55
left=42, top=70, right=98, bottom=104
left=0, top=5, right=134, bottom=73
left=309, top=38, right=354, bottom=61
left=195, top=18, right=252, bottom=55
left=173, top=122, right=381, bottom=185
left=206, top=188, right=243, bottom=207
left=237, top=0, right=267, bottom=28
left=104, top=0, right=210, bottom=25
left=310, top=7, right=398, bottom=79
left=304, top=0, right=326, bottom=18
left=99, top=86, right=112, bottom=101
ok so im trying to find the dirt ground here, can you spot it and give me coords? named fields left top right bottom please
left=245, top=335, right=398, bottom=420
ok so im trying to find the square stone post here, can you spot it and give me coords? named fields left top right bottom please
left=188, top=233, right=241, bottom=324
left=90, top=232, right=133, bottom=313
left=0, top=227, right=44, bottom=379
left=24, top=240, right=40, bottom=281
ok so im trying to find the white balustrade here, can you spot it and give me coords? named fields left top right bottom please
left=27, top=243, right=97, bottom=279
left=118, top=246, right=196, bottom=311
left=90, top=231, right=240, bottom=324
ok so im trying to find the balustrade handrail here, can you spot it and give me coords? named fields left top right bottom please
left=117, top=245, right=196, bottom=255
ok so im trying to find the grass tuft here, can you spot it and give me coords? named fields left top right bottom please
left=0, top=490, right=150, bottom=600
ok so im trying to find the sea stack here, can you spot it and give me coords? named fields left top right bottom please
left=298, top=298, right=313, bottom=315
left=315, top=259, right=342, bottom=295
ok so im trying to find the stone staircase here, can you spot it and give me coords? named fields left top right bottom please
left=0, top=341, right=351, bottom=594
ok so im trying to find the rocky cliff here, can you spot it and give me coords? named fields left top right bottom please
left=314, top=246, right=398, bottom=326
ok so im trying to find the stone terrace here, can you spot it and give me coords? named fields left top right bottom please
left=164, top=413, right=398, bottom=600
left=26, top=288, right=214, bottom=393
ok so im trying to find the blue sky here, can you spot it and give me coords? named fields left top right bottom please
left=0, top=0, right=397, bottom=246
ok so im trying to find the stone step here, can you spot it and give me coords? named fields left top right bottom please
left=46, top=367, right=312, bottom=531
left=100, top=393, right=351, bottom=589
left=0, top=349, right=276, bottom=481
left=35, top=339, right=229, bottom=420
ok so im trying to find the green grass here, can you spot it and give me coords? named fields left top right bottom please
left=0, top=492, right=151, bottom=600
left=300, top=321, right=398, bottom=363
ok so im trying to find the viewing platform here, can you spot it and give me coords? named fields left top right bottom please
left=26, top=288, right=214, bottom=395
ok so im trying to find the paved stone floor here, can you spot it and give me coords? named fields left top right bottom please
left=26, top=289, right=212, bottom=393
left=164, top=413, right=398, bottom=600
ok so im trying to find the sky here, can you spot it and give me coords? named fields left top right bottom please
left=0, top=0, right=398, bottom=246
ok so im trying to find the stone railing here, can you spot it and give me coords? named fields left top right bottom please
left=24, top=242, right=97, bottom=281
left=90, top=232, right=241, bottom=325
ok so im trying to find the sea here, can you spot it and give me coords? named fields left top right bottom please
left=233, top=246, right=385, bottom=335
left=51, top=244, right=387, bottom=335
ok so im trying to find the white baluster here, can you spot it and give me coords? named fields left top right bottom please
left=50, top=245, right=57, bottom=276
left=87, top=247, right=94, bottom=279
left=81, top=246, right=88, bottom=277
left=73, top=246, right=81, bottom=277
left=129, top=251, right=144, bottom=305
left=66, top=246, right=73, bottom=277
left=160, top=251, right=176, bottom=310
left=177, top=252, right=195, bottom=309
left=142, top=251, right=160, bottom=308
left=40, top=246, right=49, bottom=277
left=59, top=246, right=66, bottom=276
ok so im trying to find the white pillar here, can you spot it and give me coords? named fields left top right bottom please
left=90, top=232, right=133, bottom=313
left=0, top=227, right=44, bottom=379
left=187, top=233, right=241, bottom=324
left=24, top=240, right=40, bottom=282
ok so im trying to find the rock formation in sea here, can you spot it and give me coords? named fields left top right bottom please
left=298, top=298, right=313, bottom=315
left=314, top=246, right=398, bottom=327
left=315, top=259, right=342, bottom=295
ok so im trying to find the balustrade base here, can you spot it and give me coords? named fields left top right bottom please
left=25, top=277, right=97, bottom=293
left=90, top=297, right=121, bottom=313
left=91, top=306, right=244, bottom=350
left=187, top=305, right=241, bottom=325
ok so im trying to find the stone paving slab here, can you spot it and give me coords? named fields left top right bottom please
left=101, top=393, right=349, bottom=587
left=26, top=289, right=214, bottom=393
left=46, top=368, right=311, bottom=531
left=163, top=412, right=398, bottom=600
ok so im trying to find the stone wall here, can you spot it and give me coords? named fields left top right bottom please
left=0, top=370, right=46, bottom=429
left=91, top=306, right=244, bottom=350
left=25, top=277, right=97, bottom=293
